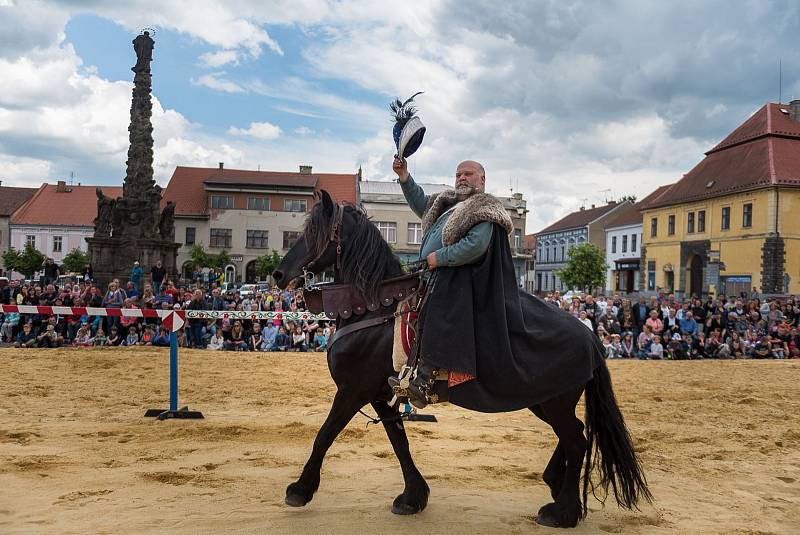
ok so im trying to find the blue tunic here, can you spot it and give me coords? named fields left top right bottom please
left=400, top=175, right=493, bottom=267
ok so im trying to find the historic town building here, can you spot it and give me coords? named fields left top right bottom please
left=161, top=164, right=359, bottom=283
left=9, top=182, right=122, bottom=268
left=534, top=200, right=630, bottom=293
left=641, top=101, right=800, bottom=297
left=0, top=181, right=37, bottom=275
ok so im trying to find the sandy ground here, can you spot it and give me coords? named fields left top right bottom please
left=0, top=347, right=798, bottom=535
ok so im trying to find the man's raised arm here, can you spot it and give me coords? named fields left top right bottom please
left=393, top=155, right=428, bottom=218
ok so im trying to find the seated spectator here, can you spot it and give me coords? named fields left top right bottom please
left=152, top=327, right=171, bottom=347
left=578, top=310, right=593, bottom=331
left=667, top=333, right=689, bottom=360
left=15, top=323, right=37, bottom=348
left=72, top=325, right=93, bottom=347
left=107, top=325, right=122, bottom=346
left=645, top=310, right=663, bottom=336
left=123, top=325, right=139, bottom=346
left=646, top=335, right=664, bottom=360
left=637, top=325, right=653, bottom=359
left=93, top=328, right=108, bottom=347
left=789, top=327, right=800, bottom=359
left=620, top=333, right=635, bottom=358
left=139, top=325, right=155, bottom=346
left=273, top=326, right=290, bottom=351
left=752, top=336, right=771, bottom=359
left=313, top=328, right=327, bottom=352
left=691, top=332, right=706, bottom=359
left=291, top=325, right=308, bottom=352
left=261, top=320, right=278, bottom=351
left=770, top=333, right=787, bottom=359
left=679, top=311, right=698, bottom=338
left=250, top=326, right=263, bottom=352
left=36, top=323, right=60, bottom=348
left=207, top=331, right=224, bottom=351
left=1, top=311, right=20, bottom=342
left=224, top=321, right=248, bottom=351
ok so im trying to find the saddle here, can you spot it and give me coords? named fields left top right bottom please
left=303, top=272, right=422, bottom=319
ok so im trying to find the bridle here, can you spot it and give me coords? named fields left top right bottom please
left=301, top=202, right=344, bottom=289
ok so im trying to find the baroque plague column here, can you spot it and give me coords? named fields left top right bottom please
left=87, top=31, right=179, bottom=288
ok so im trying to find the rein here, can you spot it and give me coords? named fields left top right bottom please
left=301, top=202, right=344, bottom=289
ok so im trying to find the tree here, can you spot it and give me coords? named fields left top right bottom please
left=557, top=242, right=608, bottom=293
left=619, top=194, right=637, bottom=203
left=255, top=250, right=283, bottom=280
left=188, top=244, right=211, bottom=270
left=213, top=250, right=231, bottom=270
left=1, top=244, right=46, bottom=279
left=62, top=248, right=90, bottom=273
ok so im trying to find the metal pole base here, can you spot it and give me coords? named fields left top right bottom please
left=144, top=406, right=205, bottom=420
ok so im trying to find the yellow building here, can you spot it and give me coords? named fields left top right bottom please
left=641, top=101, right=800, bottom=297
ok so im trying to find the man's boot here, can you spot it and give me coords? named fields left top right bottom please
left=388, top=363, right=436, bottom=409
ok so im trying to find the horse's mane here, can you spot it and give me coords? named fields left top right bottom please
left=304, top=202, right=403, bottom=303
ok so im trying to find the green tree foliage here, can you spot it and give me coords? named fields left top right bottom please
left=213, top=250, right=231, bottom=270
left=619, top=194, right=637, bottom=203
left=255, top=250, right=283, bottom=280
left=557, top=242, right=608, bottom=293
left=1, top=244, right=46, bottom=279
left=61, top=248, right=90, bottom=273
left=188, top=244, right=211, bottom=269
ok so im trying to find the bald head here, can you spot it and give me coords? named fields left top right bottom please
left=455, top=160, right=486, bottom=193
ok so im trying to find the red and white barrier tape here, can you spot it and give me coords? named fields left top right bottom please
left=0, top=304, right=186, bottom=332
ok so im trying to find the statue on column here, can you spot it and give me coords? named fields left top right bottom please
left=94, top=188, right=115, bottom=237
left=159, top=201, right=176, bottom=241
left=132, top=31, right=155, bottom=73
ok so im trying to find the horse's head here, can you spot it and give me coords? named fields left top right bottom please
left=273, top=190, right=344, bottom=290
left=273, top=189, right=402, bottom=300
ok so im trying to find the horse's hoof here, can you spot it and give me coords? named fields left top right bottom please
left=536, top=503, right=578, bottom=528
left=285, top=492, right=308, bottom=507
left=391, top=501, right=422, bottom=515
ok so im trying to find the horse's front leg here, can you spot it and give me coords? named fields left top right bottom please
left=285, top=388, right=365, bottom=507
left=371, top=401, right=430, bottom=515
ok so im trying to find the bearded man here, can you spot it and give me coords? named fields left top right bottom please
left=391, top=156, right=602, bottom=411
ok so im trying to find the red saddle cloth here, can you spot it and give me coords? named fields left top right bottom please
left=400, top=304, right=475, bottom=388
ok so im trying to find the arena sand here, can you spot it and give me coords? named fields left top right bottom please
left=0, top=347, right=798, bottom=534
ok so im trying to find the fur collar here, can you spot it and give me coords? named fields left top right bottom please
left=422, top=190, right=513, bottom=246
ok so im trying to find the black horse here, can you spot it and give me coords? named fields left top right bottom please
left=272, top=191, right=652, bottom=528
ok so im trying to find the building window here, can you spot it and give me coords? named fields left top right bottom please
left=407, top=223, right=422, bottom=245
left=546, top=248, right=550, bottom=262
left=631, top=234, right=637, bottom=252
left=248, top=197, right=270, bottom=211
left=650, top=218, right=657, bottom=238
left=742, top=203, right=752, bottom=228
left=667, top=215, right=675, bottom=235
left=611, top=236, right=617, bottom=254
left=282, top=231, right=302, bottom=249
left=52, top=236, right=62, bottom=253
left=375, top=222, right=397, bottom=243
left=211, top=195, right=234, bottom=209
left=26, top=235, right=35, bottom=248
left=647, top=261, right=656, bottom=291
left=514, top=229, right=522, bottom=249
left=210, top=228, right=232, bottom=248
left=185, top=227, right=196, bottom=245
left=622, top=235, right=628, bottom=253
left=284, top=199, right=307, bottom=212
left=561, top=246, right=565, bottom=261
left=698, top=210, right=706, bottom=233
left=687, top=212, right=695, bottom=233
left=246, top=230, right=269, bottom=249
left=721, top=207, right=730, bottom=230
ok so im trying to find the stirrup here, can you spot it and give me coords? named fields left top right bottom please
left=388, top=365, right=414, bottom=396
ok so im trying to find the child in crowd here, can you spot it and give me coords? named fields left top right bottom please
left=14, top=323, right=37, bottom=348
left=107, top=326, right=121, bottom=346
left=207, top=331, right=224, bottom=350
left=123, top=325, right=139, bottom=346
left=646, top=335, right=664, bottom=360
left=274, top=326, right=290, bottom=351
left=291, top=325, right=307, bottom=352
left=139, top=325, right=155, bottom=346
left=313, top=328, right=327, bottom=352
left=152, top=327, right=170, bottom=347
left=92, top=328, right=108, bottom=347
left=72, top=325, right=93, bottom=347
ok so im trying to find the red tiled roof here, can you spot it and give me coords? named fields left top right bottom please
left=604, top=185, right=674, bottom=228
left=11, top=184, right=123, bottom=226
left=536, top=201, right=625, bottom=235
left=162, top=166, right=358, bottom=216
left=649, top=103, right=800, bottom=209
left=0, top=186, right=37, bottom=216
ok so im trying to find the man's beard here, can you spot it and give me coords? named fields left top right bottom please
left=455, top=183, right=478, bottom=201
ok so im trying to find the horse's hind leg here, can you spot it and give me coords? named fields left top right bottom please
left=535, top=388, right=586, bottom=528
left=371, top=401, right=430, bottom=515
left=530, top=405, right=566, bottom=501
left=285, top=388, right=366, bottom=507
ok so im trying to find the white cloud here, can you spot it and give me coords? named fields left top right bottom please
left=191, top=72, right=244, bottom=93
left=199, top=50, right=239, bottom=68
left=0, top=153, right=51, bottom=187
left=294, top=126, right=314, bottom=135
left=227, top=121, right=282, bottom=140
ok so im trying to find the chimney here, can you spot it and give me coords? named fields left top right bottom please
left=218, top=162, right=224, bottom=170
left=607, top=199, right=617, bottom=205
left=579, top=206, right=585, bottom=211
left=299, top=165, right=312, bottom=175
left=56, top=180, right=68, bottom=192
left=591, top=203, right=596, bottom=209
left=790, top=100, right=800, bottom=123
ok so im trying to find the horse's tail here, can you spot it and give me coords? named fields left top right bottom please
left=581, top=357, right=652, bottom=518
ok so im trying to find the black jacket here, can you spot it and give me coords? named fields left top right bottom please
left=419, top=224, right=603, bottom=412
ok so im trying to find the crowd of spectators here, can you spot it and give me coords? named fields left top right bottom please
left=543, top=290, right=800, bottom=360
left=0, top=267, right=333, bottom=353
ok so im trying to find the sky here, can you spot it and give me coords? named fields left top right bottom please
left=0, top=0, right=798, bottom=232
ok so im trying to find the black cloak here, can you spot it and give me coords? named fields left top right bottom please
left=419, top=224, right=604, bottom=413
